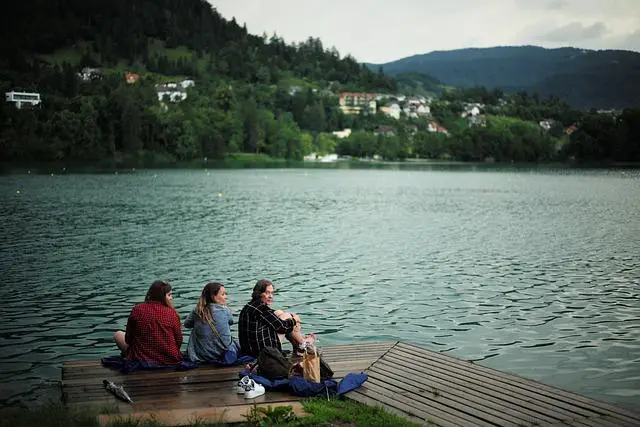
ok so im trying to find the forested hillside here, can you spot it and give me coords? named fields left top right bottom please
left=0, top=0, right=395, bottom=164
left=1, top=1, right=639, bottom=165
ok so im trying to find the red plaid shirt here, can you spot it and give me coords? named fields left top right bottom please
left=125, top=301, right=183, bottom=365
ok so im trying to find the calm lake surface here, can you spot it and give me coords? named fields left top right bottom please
left=1, top=166, right=639, bottom=409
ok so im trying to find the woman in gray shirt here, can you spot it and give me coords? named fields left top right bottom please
left=184, top=282, right=241, bottom=362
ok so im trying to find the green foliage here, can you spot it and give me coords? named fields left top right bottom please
left=0, top=0, right=399, bottom=165
left=561, top=109, right=640, bottom=162
left=243, top=405, right=298, bottom=427
left=300, top=398, right=422, bottom=427
left=1, top=1, right=638, bottom=166
left=107, top=418, right=164, bottom=427
left=395, top=72, right=445, bottom=96
left=315, top=133, right=338, bottom=155
left=0, top=403, right=99, bottom=427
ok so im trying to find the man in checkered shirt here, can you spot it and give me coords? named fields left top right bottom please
left=239, top=279, right=300, bottom=357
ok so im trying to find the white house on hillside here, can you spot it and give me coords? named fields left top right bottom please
left=460, top=103, right=483, bottom=118
left=380, top=103, right=401, bottom=119
left=156, top=85, right=187, bottom=102
left=5, top=91, right=41, bottom=109
left=78, top=67, right=102, bottom=81
left=332, top=128, right=352, bottom=139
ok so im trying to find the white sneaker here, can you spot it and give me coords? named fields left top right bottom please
left=244, top=379, right=265, bottom=399
left=235, top=376, right=251, bottom=394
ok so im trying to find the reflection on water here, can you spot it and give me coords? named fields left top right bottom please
left=1, top=167, right=639, bottom=408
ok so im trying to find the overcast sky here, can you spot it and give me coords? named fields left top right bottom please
left=208, top=0, right=640, bottom=63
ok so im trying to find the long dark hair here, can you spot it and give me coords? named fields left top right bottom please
left=251, top=279, right=273, bottom=304
left=196, top=282, right=224, bottom=325
left=145, top=280, right=172, bottom=306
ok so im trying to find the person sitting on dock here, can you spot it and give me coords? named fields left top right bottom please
left=184, top=282, right=242, bottom=363
left=238, top=279, right=312, bottom=357
left=113, top=280, right=183, bottom=365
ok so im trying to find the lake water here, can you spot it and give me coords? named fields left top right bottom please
left=1, top=166, right=639, bottom=409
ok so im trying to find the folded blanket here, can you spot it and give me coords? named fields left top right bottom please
left=101, top=356, right=198, bottom=373
left=239, top=369, right=368, bottom=397
left=101, top=347, right=255, bottom=373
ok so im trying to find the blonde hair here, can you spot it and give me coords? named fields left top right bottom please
left=196, top=282, right=224, bottom=335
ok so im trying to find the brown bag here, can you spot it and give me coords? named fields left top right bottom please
left=302, top=348, right=321, bottom=383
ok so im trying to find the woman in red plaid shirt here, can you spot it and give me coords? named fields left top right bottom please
left=114, top=280, right=183, bottom=365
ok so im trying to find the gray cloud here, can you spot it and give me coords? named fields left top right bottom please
left=622, top=30, right=640, bottom=51
left=547, top=0, right=568, bottom=9
left=514, top=0, right=567, bottom=9
left=536, top=22, right=608, bottom=43
left=209, top=1, right=639, bottom=62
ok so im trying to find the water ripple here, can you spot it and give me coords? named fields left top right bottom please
left=1, top=168, right=639, bottom=408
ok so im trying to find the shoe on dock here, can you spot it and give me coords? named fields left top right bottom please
left=243, top=379, right=265, bottom=399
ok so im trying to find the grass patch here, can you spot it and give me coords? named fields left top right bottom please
left=242, top=399, right=424, bottom=426
left=148, top=39, right=193, bottom=62
left=36, top=38, right=207, bottom=78
left=0, top=403, right=99, bottom=427
left=38, top=41, right=93, bottom=66
left=107, top=418, right=164, bottom=427
left=148, top=39, right=209, bottom=75
left=298, top=398, right=423, bottom=427
left=0, top=398, right=423, bottom=427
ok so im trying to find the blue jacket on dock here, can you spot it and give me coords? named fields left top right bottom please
left=184, top=304, right=241, bottom=363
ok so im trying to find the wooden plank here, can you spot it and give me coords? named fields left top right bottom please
left=385, top=346, right=604, bottom=419
left=347, top=390, right=444, bottom=427
left=319, top=341, right=397, bottom=351
left=373, top=354, right=573, bottom=421
left=345, top=390, right=435, bottom=426
left=396, top=342, right=640, bottom=425
left=97, top=401, right=307, bottom=427
left=92, top=387, right=300, bottom=412
left=371, top=359, right=564, bottom=423
left=62, top=345, right=386, bottom=381
left=62, top=364, right=238, bottom=381
left=60, top=340, right=639, bottom=427
left=63, top=367, right=364, bottom=402
left=348, top=386, right=468, bottom=427
left=63, top=358, right=371, bottom=391
left=64, top=365, right=366, bottom=396
left=365, top=376, right=512, bottom=427
left=368, top=361, right=556, bottom=425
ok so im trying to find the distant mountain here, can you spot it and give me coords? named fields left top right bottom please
left=367, top=46, right=640, bottom=108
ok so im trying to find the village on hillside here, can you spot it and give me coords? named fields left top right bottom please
left=5, top=66, right=622, bottom=164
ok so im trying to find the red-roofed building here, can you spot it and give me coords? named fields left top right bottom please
left=125, top=72, right=140, bottom=84
left=565, top=124, right=578, bottom=136
left=428, top=120, right=449, bottom=136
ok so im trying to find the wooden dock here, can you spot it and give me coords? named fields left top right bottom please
left=62, top=341, right=640, bottom=426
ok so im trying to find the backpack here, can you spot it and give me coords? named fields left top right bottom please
left=257, top=347, right=291, bottom=380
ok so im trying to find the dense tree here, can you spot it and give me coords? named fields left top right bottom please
left=0, top=0, right=637, bottom=165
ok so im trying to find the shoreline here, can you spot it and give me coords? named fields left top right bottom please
left=2, top=157, right=640, bottom=175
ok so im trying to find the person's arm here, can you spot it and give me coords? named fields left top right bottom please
left=212, top=306, right=233, bottom=347
left=184, top=310, right=195, bottom=329
left=124, top=307, right=137, bottom=345
left=254, top=305, right=295, bottom=334
left=173, top=310, right=183, bottom=348
left=226, top=306, right=234, bottom=325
